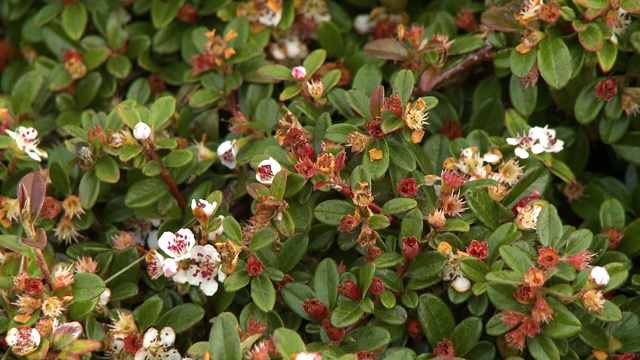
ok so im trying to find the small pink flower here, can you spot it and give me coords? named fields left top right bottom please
left=133, top=122, right=151, bottom=140
left=291, top=66, right=307, bottom=80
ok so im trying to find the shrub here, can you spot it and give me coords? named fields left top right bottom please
left=1, top=0, right=640, bottom=359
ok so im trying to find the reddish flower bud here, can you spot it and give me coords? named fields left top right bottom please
left=531, top=297, right=554, bottom=324
left=514, top=284, right=537, bottom=304
left=466, top=240, right=488, bottom=260
left=565, top=251, right=594, bottom=271
left=385, top=94, right=403, bottom=118
left=372, top=18, right=395, bottom=40
left=519, top=316, right=540, bottom=337
left=322, top=318, right=345, bottom=341
left=367, top=278, right=384, bottom=295
left=501, top=310, right=525, bottom=329
left=338, top=214, right=361, bottom=233
left=406, top=318, right=423, bottom=340
left=612, top=354, right=635, bottom=360
left=40, top=197, right=61, bottom=219
left=601, top=226, right=624, bottom=249
left=439, top=118, right=463, bottom=140
left=148, top=74, right=167, bottom=95
left=434, top=338, right=456, bottom=357
left=176, top=4, right=197, bottom=24
left=524, top=267, right=546, bottom=288
left=365, top=245, right=384, bottom=262
left=304, top=299, right=329, bottom=321
left=540, top=1, right=561, bottom=24
left=505, top=328, right=526, bottom=352
left=595, top=78, right=618, bottom=101
left=366, top=117, right=385, bottom=139
left=338, top=280, right=361, bottom=301
left=455, top=9, right=477, bottom=32
left=537, top=247, right=559, bottom=268
left=356, top=351, right=376, bottom=360
left=246, top=256, right=264, bottom=277
left=397, top=178, right=418, bottom=197
left=511, top=190, right=540, bottom=215
left=402, top=236, right=419, bottom=260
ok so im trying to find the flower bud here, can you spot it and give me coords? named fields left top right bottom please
left=338, top=280, right=361, bottom=301
left=367, top=278, right=384, bottom=295
left=246, top=255, right=264, bottom=277
left=451, top=276, right=471, bottom=293
left=322, top=318, right=345, bottom=341
left=291, top=66, right=307, bottom=80
left=303, top=298, right=328, bottom=321
left=397, top=178, right=418, bottom=197
left=133, top=122, right=151, bottom=140
left=589, top=266, right=610, bottom=286
left=162, top=258, right=178, bottom=277
left=402, top=236, right=419, bottom=260
left=406, top=318, right=423, bottom=340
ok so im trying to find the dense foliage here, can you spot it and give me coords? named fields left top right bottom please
left=2, top=0, right=640, bottom=359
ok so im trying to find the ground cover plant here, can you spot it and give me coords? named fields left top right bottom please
left=1, top=0, right=640, bottom=359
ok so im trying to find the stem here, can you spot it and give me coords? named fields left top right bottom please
left=415, top=44, right=495, bottom=96
left=34, top=249, right=53, bottom=290
left=147, top=143, right=187, bottom=210
left=105, top=255, right=146, bottom=284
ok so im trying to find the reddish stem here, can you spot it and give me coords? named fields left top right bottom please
left=35, top=249, right=53, bottom=290
left=147, top=143, right=187, bottom=210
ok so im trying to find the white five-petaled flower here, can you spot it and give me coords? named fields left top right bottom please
left=135, top=327, right=181, bottom=360
left=157, top=228, right=195, bottom=261
left=5, top=126, right=48, bottom=162
left=256, top=157, right=282, bottom=185
left=506, top=126, right=564, bottom=159
left=291, top=66, right=307, bottom=80
left=6, top=326, right=41, bottom=356
left=191, top=199, right=216, bottom=217
left=589, top=266, right=610, bottom=286
left=133, top=122, right=151, bottom=141
left=217, top=140, right=239, bottom=169
left=176, top=244, right=226, bottom=296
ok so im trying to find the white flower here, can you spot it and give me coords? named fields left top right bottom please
left=293, top=352, right=323, bottom=360
left=284, top=36, right=309, bottom=60
left=185, top=244, right=226, bottom=296
left=506, top=126, right=564, bottom=159
left=191, top=199, right=216, bottom=217
left=6, top=326, right=41, bottom=356
left=589, top=266, right=610, bottom=286
left=158, top=228, right=195, bottom=261
left=162, top=258, right=179, bottom=277
left=256, top=157, right=282, bottom=185
left=145, top=249, right=165, bottom=279
left=451, top=276, right=471, bottom=293
left=258, top=6, right=282, bottom=27
left=136, top=327, right=181, bottom=360
left=292, top=66, right=307, bottom=80
left=99, top=289, right=111, bottom=307
left=5, top=126, right=48, bottom=161
left=133, top=122, right=151, bottom=141
left=217, top=140, right=239, bottom=169
left=354, top=14, right=374, bottom=34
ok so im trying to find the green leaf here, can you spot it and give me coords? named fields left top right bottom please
left=151, top=0, right=185, bottom=29
left=72, top=273, right=106, bottom=302
left=117, top=102, right=142, bottom=128
left=578, top=23, right=604, bottom=51
left=110, top=282, right=139, bottom=302
left=417, top=294, right=455, bottom=347
left=381, top=198, right=417, bottom=215
left=315, top=259, right=339, bottom=310
left=79, top=170, right=100, bottom=209
left=450, top=317, right=483, bottom=357
left=223, top=216, right=242, bottom=242
left=209, top=313, right=242, bottom=360
left=331, top=301, right=364, bottom=327
left=10, top=71, right=44, bottom=115
left=574, top=79, right=604, bottom=125
left=617, top=218, right=640, bottom=257
left=135, top=296, right=163, bottom=331
left=499, top=245, right=533, bottom=274
left=460, top=257, right=489, bottom=283
left=278, top=233, right=308, bottom=272
left=151, top=96, right=176, bottom=128
left=406, top=252, right=446, bottom=280
left=393, top=69, right=415, bottom=105
left=599, top=198, right=625, bottom=230
left=257, top=65, right=294, bottom=81
left=536, top=203, right=562, bottom=248
left=363, top=38, right=410, bottom=61
left=75, top=72, right=102, bottom=108
left=597, top=40, right=617, bottom=73
left=317, top=22, right=344, bottom=58
left=541, top=298, right=581, bottom=338
left=250, top=227, right=278, bottom=251
left=279, top=85, right=301, bottom=101
left=61, top=2, right=87, bottom=40
left=352, top=64, right=383, bottom=97
left=363, top=139, right=389, bottom=180
left=347, top=90, right=373, bottom=120
left=157, top=303, right=205, bottom=333
left=189, top=89, right=221, bottom=108
left=465, top=188, right=498, bottom=229
left=124, top=179, right=169, bottom=208
left=251, top=274, right=276, bottom=312
left=303, top=49, right=326, bottom=77
left=314, top=200, right=356, bottom=225
left=95, top=156, right=120, bottom=184
left=107, top=55, right=132, bottom=79
left=374, top=304, right=407, bottom=324
left=341, top=326, right=390, bottom=353
left=510, top=47, right=537, bottom=78
left=603, top=262, right=628, bottom=292
left=565, top=229, right=592, bottom=257
left=486, top=283, right=528, bottom=312
left=163, top=149, right=194, bottom=167
left=49, top=161, right=70, bottom=195
left=527, top=333, right=560, bottom=360
left=358, top=262, right=376, bottom=296
left=537, top=37, right=572, bottom=89
left=224, top=269, right=251, bottom=292
left=509, top=75, right=537, bottom=117
left=579, top=324, right=608, bottom=350
left=273, top=328, right=306, bottom=360
left=281, top=283, right=316, bottom=320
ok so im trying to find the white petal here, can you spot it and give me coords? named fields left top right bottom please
left=172, top=268, right=189, bottom=284
left=531, top=144, right=545, bottom=154
left=159, top=327, right=176, bottom=346
left=200, top=277, right=219, bottom=296
left=143, top=328, right=158, bottom=348
left=514, top=147, right=529, bottom=159
left=26, top=150, right=42, bottom=162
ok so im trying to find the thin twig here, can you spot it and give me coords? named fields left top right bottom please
left=147, top=144, right=187, bottom=210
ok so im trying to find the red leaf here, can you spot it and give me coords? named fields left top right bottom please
left=18, top=171, right=46, bottom=220
left=370, top=85, right=385, bottom=118
left=363, top=39, right=410, bottom=61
